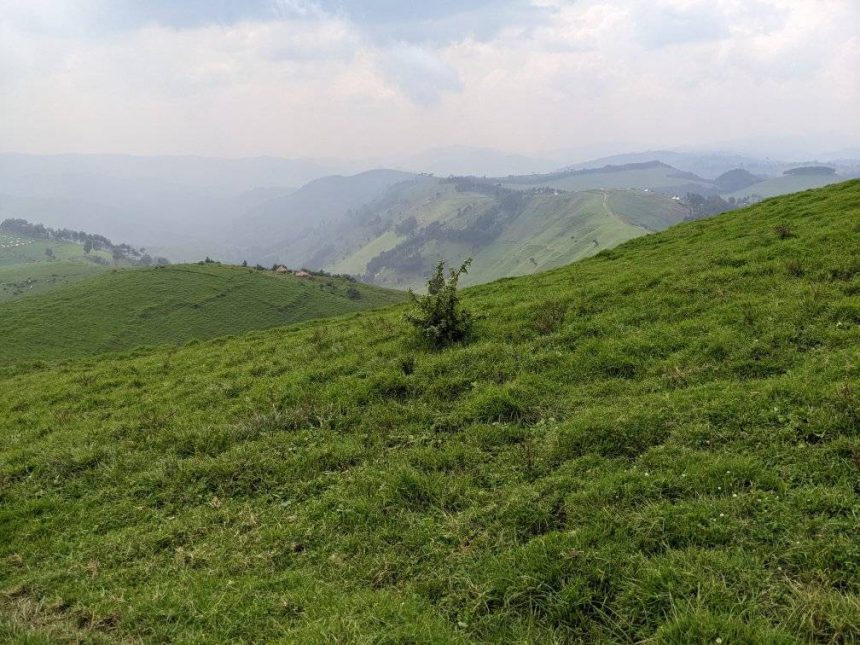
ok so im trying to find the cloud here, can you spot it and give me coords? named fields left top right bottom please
left=0, top=0, right=857, bottom=158
left=377, top=45, right=464, bottom=106
left=633, top=1, right=731, bottom=48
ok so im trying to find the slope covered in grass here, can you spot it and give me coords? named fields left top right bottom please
left=327, top=179, right=687, bottom=289
left=0, top=264, right=405, bottom=361
left=499, top=160, right=714, bottom=194
left=0, top=182, right=858, bottom=642
left=727, top=172, right=851, bottom=200
left=0, top=233, right=117, bottom=302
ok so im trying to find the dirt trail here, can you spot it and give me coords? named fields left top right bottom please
left=601, top=191, right=650, bottom=233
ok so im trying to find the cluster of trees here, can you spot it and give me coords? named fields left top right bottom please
left=232, top=258, right=359, bottom=283
left=784, top=166, right=836, bottom=176
left=366, top=244, right=425, bottom=277
left=683, top=193, right=756, bottom=220
left=0, top=218, right=168, bottom=266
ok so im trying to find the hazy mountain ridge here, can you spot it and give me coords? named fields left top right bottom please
left=2, top=151, right=856, bottom=283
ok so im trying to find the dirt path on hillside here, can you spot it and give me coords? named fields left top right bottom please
left=601, top=191, right=650, bottom=233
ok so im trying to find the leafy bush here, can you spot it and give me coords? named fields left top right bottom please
left=774, top=224, right=793, bottom=239
left=532, top=299, right=568, bottom=335
left=405, top=259, right=473, bottom=348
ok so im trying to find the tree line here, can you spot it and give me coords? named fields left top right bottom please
left=0, top=218, right=168, bottom=266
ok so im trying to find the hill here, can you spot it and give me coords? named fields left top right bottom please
left=0, top=231, right=126, bottom=303
left=562, top=150, right=860, bottom=181
left=0, top=154, right=339, bottom=261
left=333, top=183, right=690, bottom=289
left=712, top=168, right=764, bottom=193
left=727, top=172, right=849, bottom=200
left=1, top=181, right=857, bottom=641
left=499, top=161, right=715, bottom=195
left=234, top=169, right=417, bottom=263
left=0, top=264, right=405, bottom=362
left=245, top=174, right=690, bottom=290
left=561, top=150, right=782, bottom=179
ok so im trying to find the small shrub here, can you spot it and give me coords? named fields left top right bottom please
left=400, top=355, right=416, bottom=376
left=786, top=259, right=804, bottom=277
left=774, top=224, right=793, bottom=239
left=346, top=286, right=361, bottom=300
left=405, top=259, right=473, bottom=348
left=532, top=300, right=568, bottom=335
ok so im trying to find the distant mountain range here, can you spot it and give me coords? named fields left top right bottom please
left=1, top=151, right=857, bottom=286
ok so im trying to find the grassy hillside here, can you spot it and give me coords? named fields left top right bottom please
left=238, top=163, right=852, bottom=291
left=235, top=169, right=417, bottom=264
left=0, top=233, right=116, bottom=302
left=0, top=264, right=405, bottom=362
left=231, top=171, right=689, bottom=288
left=328, top=180, right=688, bottom=289
left=500, top=161, right=714, bottom=194
left=1, top=182, right=858, bottom=642
left=728, top=173, right=850, bottom=200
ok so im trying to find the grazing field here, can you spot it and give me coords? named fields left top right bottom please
left=0, top=264, right=405, bottom=361
left=0, top=235, right=115, bottom=302
left=0, top=182, right=858, bottom=642
left=331, top=183, right=688, bottom=290
left=499, top=161, right=713, bottom=193
left=727, top=173, right=849, bottom=200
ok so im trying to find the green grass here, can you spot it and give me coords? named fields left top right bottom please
left=0, top=264, right=405, bottom=362
left=457, top=190, right=647, bottom=286
left=337, top=187, right=687, bottom=290
left=0, top=181, right=858, bottom=642
left=0, top=235, right=116, bottom=302
left=728, top=174, right=848, bottom=200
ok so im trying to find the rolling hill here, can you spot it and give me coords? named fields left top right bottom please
left=234, top=169, right=417, bottom=263
left=727, top=172, right=850, bottom=200
left=333, top=184, right=690, bottom=289
left=0, top=263, right=405, bottom=362
left=498, top=161, right=715, bottom=195
left=0, top=231, right=122, bottom=303
left=1, top=181, right=857, bottom=642
left=239, top=173, right=691, bottom=290
left=236, top=160, right=850, bottom=291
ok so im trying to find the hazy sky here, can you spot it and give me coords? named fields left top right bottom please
left=1, top=0, right=858, bottom=159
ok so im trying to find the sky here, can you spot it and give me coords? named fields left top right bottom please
left=1, top=0, right=858, bottom=160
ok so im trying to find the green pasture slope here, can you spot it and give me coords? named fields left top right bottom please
left=1, top=181, right=858, bottom=642
left=0, top=264, right=405, bottom=362
left=333, top=186, right=688, bottom=289
left=0, top=233, right=115, bottom=303
left=499, top=162, right=713, bottom=193
left=728, top=173, right=849, bottom=200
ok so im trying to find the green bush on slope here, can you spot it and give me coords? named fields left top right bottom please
left=405, top=259, right=474, bottom=348
left=0, top=181, right=858, bottom=642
